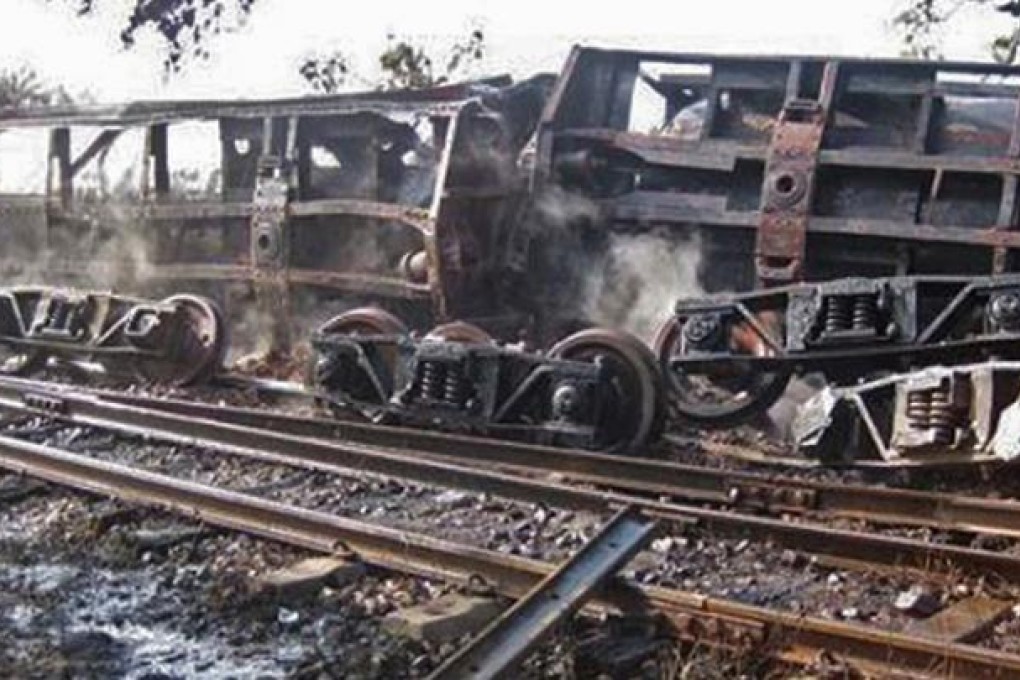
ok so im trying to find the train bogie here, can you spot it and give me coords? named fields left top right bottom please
left=795, top=362, right=1020, bottom=466
left=311, top=308, right=664, bottom=453
left=0, top=286, right=226, bottom=385
left=658, top=273, right=1020, bottom=425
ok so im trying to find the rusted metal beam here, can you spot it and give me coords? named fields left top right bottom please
left=28, top=261, right=432, bottom=299
left=68, top=129, right=122, bottom=178
left=756, top=95, right=827, bottom=283
left=430, top=507, right=656, bottom=680
left=0, top=77, right=513, bottom=128
left=46, top=128, right=72, bottom=209
left=905, top=596, right=1014, bottom=644
left=289, top=199, right=433, bottom=232
left=603, top=192, right=1020, bottom=250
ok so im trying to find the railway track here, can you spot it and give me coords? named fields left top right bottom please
left=3, top=376, right=1020, bottom=586
left=36, top=375, right=1020, bottom=538
left=2, top=424, right=1020, bottom=677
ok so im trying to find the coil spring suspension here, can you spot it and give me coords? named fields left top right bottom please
left=418, top=360, right=446, bottom=401
left=906, top=390, right=930, bottom=429
left=824, top=294, right=878, bottom=333
left=906, top=385, right=963, bottom=445
left=852, top=295, right=877, bottom=331
left=929, top=389, right=959, bottom=445
left=824, top=296, right=852, bottom=333
left=444, top=362, right=469, bottom=407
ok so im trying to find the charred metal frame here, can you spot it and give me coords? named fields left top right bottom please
left=312, top=331, right=628, bottom=451
left=0, top=287, right=224, bottom=385
left=794, top=360, right=1020, bottom=465
left=670, top=274, right=1020, bottom=380
left=0, top=78, right=549, bottom=342
left=534, top=47, right=1020, bottom=288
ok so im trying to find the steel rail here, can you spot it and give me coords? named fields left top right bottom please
left=0, top=432, right=1018, bottom=678
left=70, top=378, right=1020, bottom=539
left=4, top=379, right=1020, bottom=583
left=429, top=507, right=658, bottom=680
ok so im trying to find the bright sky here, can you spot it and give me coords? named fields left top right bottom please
left=0, top=0, right=1016, bottom=102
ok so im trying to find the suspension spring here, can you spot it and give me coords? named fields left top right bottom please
left=905, top=386, right=963, bottom=444
left=929, top=388, right=961, bottom=445
left=851, top=294, right=878, bottom=331
left=443, top=362, right=469, bottom=407
left=905, top=390, right=930, bottom=429
left=418, top=360, right=446, bottom=401
left=823, top=296, right=852, bottom=333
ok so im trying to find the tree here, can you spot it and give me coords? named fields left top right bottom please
left=51, top=0, right=258, bottom=70
left=894, top=0, right=1020, bottom=61
left=0, top=66, right=73, bottom=111
left=298, top=51, right=350, bottom=95
left=299, top=27, right=486, bottom=94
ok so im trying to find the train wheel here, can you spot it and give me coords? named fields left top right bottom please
left=653, top=312, right=791, bottom=427
left=550, top=328, right=665, bottom=454
left=313, top=307, right=408, bottom=406
left=133, top=294, right=227, bottom=386
left=424, top=320, right=493, bottom=344
left=318, top=307, right=408, bottom=338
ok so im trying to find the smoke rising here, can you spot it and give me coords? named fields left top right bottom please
left=531, top=187, right=705, bottom=342
left=583, top=231, right=703, bottom=343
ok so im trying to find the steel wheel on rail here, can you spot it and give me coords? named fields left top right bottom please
left=549, top=328, right=665, bottom=454
left=423, top=320, right=493, bottom=344
left=312, top=307, right=409, bottom=408
left=318, top=307, right=409, bottom=338
left=133, top=294, right=227, bottom=387
left=653, top=311, right=791, bottom=427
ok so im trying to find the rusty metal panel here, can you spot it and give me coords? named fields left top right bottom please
left=756, top=98, right=826, bottom=283
left=533, top=48, right=1020, bottom=299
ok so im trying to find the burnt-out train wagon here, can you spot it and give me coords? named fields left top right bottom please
left=531, top=46, right=1020, bottom=295
left=0, top=77, right=550, bottom=350
left=11, top=46, right=1020, bottom=457
left=528, top=47, right=1020, bottom=435
left=0, top=74, right=672, bottom=454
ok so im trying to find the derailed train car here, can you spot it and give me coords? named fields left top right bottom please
left=0, top=77, right=550, bottom=347
left=532, top=47, right=1020, bottom=289
left=10, top=47, right=1020, bottom=458
left=0, top=74, right=669, bottom=454
left=528, top=47, right=1020, bottom=449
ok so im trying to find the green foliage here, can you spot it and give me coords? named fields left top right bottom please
left=378, top=38, right=438, bottom=90
left=298, top=51, right=350, bottom=94
left=379, top=27, right=486, bottom=90
left=51, top=0, right=258, bottom=71
left=893, top=0, right=1020, bottom=62
left=299, top=26, right=487, bottom=94
left=893, top=0, right=947, bottom=58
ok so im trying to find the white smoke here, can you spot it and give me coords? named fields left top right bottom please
left=583, top=231, right=704, bottom=343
